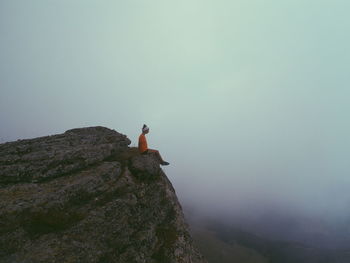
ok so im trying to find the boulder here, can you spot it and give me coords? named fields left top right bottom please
left=0, top=127, right=205, bottom=263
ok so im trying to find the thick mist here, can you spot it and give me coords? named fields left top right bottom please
left=1, top=0, right=350, bottom=248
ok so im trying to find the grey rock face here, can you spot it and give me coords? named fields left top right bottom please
left=0, top=126, right=130, bottom=185
left=0, top=127, right=205, bottom=263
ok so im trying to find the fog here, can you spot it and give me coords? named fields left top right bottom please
left=1, top=0, right=350, bottom=247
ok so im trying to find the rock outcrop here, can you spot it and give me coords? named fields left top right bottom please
left=0, top=127, right=205, bottom=263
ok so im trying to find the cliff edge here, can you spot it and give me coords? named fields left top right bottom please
left=0, top=126, right=205, bottom=263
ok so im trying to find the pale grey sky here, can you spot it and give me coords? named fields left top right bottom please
left=1, top=0, right=350, bottom=222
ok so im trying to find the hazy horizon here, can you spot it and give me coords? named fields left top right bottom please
left=1, top=0, right=350, bottom=243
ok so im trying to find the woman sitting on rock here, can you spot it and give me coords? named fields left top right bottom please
left=138, top=124, right=169, bottom=166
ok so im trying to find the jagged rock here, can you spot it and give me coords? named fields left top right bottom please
left=0, top=127, right=130, bottom=185
left=0, top=127, right=205, bottom=263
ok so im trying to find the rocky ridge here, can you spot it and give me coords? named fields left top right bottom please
left=0, top=126, right=205, bottom=263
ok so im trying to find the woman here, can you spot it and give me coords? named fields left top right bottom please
left=138, top=124, right=169, bottom=166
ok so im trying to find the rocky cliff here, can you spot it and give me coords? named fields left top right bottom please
left=0, top=126, right=205, bottom=263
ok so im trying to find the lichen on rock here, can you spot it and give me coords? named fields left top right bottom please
left=0, top=126, right=205, bottom=263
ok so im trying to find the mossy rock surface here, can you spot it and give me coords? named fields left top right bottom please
left=0, top=127, right=205, bottom=263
